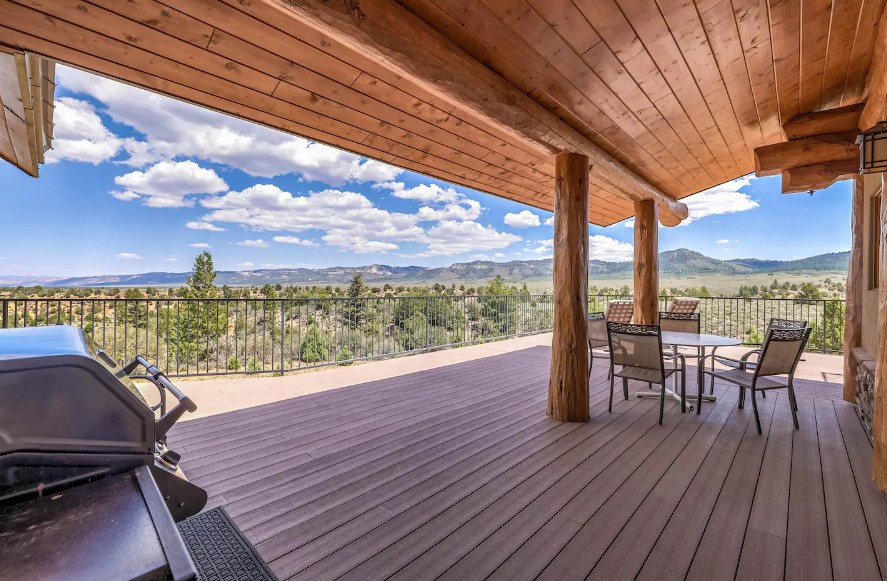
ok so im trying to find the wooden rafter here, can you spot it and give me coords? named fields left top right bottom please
left=0, top=47, right=52, bottom=177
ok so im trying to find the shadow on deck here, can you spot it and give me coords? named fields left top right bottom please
left=168, top=345, right=887, bottom=581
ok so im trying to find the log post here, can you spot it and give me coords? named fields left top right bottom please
left=548, top=151, right=590, bottom=422
left=844, top=176, right=863, bottom=403
left=633, top=200, right=659, bottom=325
left=875, top=174, right=887, bottom=492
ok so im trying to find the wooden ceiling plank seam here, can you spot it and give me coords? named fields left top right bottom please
left=0, top=10, right=370, bottom=142
left=860, top=0, right=887, bottom=128
left=91, top=0, right=216, bottom=48
left=798, top=0, right=832, bottom=113
left=0, top=23, right=548, bottom=204
left=678, top=0, right=763, bottom=164
left=613, top=0, right=745, bottom=176
left=729, top=0, right=784, bottom=144
left=652, top=0, right=757, bottom=169
left=39, top=58, right=54, bottom=147
left=537, top=18, right=711, bottom=191
left=26, top=53, right=43, bottom=164
left=5, top=3, right=556, bottom=199
left=27, top=0, right=279, bottom=93
left=417, top=0, right=678, bottom=191
left=349, top=73, right=556, bottom=176
left=572, top=0, right=730, bottom=183
left=12, top=51, right=38, bottom=176
left=768, top=0, right=802, bottom=125
left=484, top=0, right=680, bottom=161
left=819, top=0, right=866, bottom=109
left=85, top=0, right=552, bottom=189
left=150, top=0, right=556, bottom=175
left=651, top=91, right=728, bottom=182
left=658, top=0, right=749, bottom=165
left=401, top=0, right=690, bottom=208
left=840, top=0, right=887, bottom=103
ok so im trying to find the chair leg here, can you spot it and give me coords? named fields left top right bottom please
left=760, top=389, right=766, bottom=399
left=659, top=381, right=666, bottom=425
left=697, top=370, right=702, bottom=415
left=681, top=371, right=686, bottom=414
left=588, top=352, right=593, bottom=380
left=787, top=386, right=800, bottom=430
left=738, top=386, right=745, bottom=410
left=750, top=389, right=762, bottom=435
left=623, top=377, right=629, bottom=401
left=609, top=374, right=615, bottom=413
left=709, top=348, right=716, bottom=395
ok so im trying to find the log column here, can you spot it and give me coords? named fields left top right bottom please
left=633, top=200, right=659, bottom=325
left=844, top=176, right=863, bottom=402
left=875, top=174, right=887, bottom=492
left=548, top=151, right=590, bottom=422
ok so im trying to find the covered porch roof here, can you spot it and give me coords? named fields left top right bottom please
left=2, top=0, right=885, bottom=224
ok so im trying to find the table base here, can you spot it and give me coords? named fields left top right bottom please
left=635, top=386, right=717, bottom=412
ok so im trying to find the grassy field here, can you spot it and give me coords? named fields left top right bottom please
left=445, top=270, right=848, bottom=296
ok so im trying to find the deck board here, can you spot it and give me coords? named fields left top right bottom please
left=168, top=344, right=884, bottom=580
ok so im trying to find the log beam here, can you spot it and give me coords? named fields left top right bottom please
left=875, top=173, right=887, bottom=492
left=633, top=200, right=659, bottom=325
left=861, top=2, right=887, bottom=131
left=784, top=104, right=864, bottom=139
left=781, top=160, right=860, bottom=194
left=548, top=152, right=590, bottom=423
left=265, top=0, right=688, bottom=226
left=754, top=131, right=859, bottom=177
left=844, top=176, right=863, bottom=403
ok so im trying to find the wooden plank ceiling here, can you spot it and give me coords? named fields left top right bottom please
left=0, top=0, right=883, bottom=225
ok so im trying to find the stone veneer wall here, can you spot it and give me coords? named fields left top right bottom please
left=856, top=365, right=875, bottom=442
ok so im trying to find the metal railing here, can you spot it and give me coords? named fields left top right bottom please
left=0, top=294, right=845, bottom=377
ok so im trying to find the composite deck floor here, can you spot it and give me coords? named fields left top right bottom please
left=168, top=346, right=887, bottom=581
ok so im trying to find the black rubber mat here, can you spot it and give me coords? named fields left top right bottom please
left=177, top=507, right=277, bottom=581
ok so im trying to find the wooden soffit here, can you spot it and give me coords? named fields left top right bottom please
left=0, top=0, right=885, bottom=223
left=0, top=46, right=54, bottom=177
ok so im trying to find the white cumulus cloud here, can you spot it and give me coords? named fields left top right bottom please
left=189, top=243, right=210, bottom=248
left=544, top=216, right=554, bottom=226
left=115, top=252, right=143, bottom=260
left=717, top=239, right=730, bottom=244
left=504, top=210, right=541, bottom=228
left=45, top=97, right=122, bottom=165
left=114, top=161, right=227, bottom=208
left=419, top=221, right=521, bottom=257
left=681, top=176, right=759, bottom=225
left=56, top=66, right=403, bottom=186
left=272, top=236, right=319, bottom=247
left=589, top=235, right=634, bottom=262
left=237, top=239, right=269, bottom=248
left=186, top=221, right=226, bottom=232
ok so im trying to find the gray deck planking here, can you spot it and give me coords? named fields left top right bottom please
left=167, top=345, right=885, bottom=581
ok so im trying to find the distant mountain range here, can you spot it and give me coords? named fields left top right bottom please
left=0, top=248, right=850, bottom=288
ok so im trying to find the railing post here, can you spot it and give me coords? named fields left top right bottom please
left=1, top=299, right=6, bottom=329
left=505, top=295, right=510, bottom=336
left=425, top=296, right=430, bottom=349
left=280, top=299, right=285, bottom=373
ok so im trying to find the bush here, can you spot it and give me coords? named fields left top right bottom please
left=336, top=345, right=353, bottom=365
left=227, top=356, right=241, bottom=371
left=299, top=325, right=329, bottom=363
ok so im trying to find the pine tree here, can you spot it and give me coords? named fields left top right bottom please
left=186, top=251, right=219, bottom=298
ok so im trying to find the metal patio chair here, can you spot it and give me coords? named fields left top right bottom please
left=605, top=300, right=634, bottom=323
left=587, top=312, right=610, bottom=378
left=704, top=326, right=811, bottom=434
left=606, top=322, right=686, bottom=425
left=709, top=317, right=808, bottom=394
left=668, top=297, right=700, bottom=314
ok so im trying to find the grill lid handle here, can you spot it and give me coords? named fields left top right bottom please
left=125, top=356, right=197, bottom=442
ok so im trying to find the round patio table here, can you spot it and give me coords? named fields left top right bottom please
left=635, top=331, right=741, bottom=412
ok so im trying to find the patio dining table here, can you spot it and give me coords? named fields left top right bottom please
left=635, top=331, right=741, bottom=412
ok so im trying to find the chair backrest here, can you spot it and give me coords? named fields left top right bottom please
left=668, top=297, right=700, bottom=314
left=658, top=312, right=700, bottom=333
left=606, top=322, right=665, bottom=383
left=755, top=327, right=812, bottom=377
left=587, top=312, right=608, bottom=348
left=606, top=300, right=634, bottom=323
left=768, top=317, right=807, bottom=330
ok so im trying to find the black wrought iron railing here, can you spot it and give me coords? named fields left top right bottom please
left=0, top=294, right=845, bottom=377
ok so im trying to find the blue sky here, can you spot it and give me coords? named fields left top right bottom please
left=0, top=66, right=852, bottom=277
